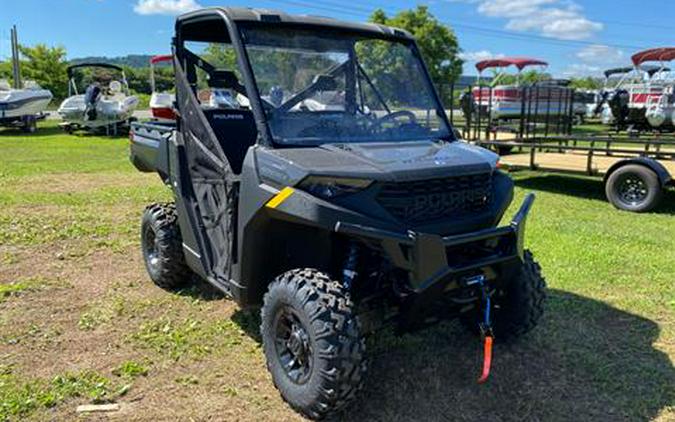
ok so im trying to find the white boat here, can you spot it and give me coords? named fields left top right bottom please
left=149, top=55, right=176, bottom=121
left=1, top=26, right=53, bottom=133
left=633, top=48, right=675, bottom=129
left=0, top=79, right=53, bottom=132
left=58, top=63, right=139, bottom=133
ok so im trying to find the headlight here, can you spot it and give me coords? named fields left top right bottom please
left=298, top=176, right=373, bottom=199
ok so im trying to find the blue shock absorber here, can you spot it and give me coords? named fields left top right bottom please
left=342, top=242, right=359, bottom=290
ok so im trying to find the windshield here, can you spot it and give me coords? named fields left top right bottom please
left=240, top=26, right=451, bottom=146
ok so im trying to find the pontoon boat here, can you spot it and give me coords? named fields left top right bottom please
left=600, top=48, right=675, bottom=129
left=633, top=48, right=675, bottom=129
left=471, top=58, right=572, bottom=120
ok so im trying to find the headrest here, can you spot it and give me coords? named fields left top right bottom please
left=208, top=70, right=239, bottom=89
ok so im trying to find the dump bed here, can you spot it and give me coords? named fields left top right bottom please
left=129, top=121, right=175, bottom=179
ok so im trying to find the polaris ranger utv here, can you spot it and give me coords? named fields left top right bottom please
left=130, top=7, right=546, bottom=419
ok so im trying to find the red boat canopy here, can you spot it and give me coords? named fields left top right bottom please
left=150, top=55, right=173, bottom=65
left=631, top=48, right=675, bottom=66
left=476, top=57, right=548, bottom=72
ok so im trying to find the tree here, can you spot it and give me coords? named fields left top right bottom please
left=369, top=6, right=462, bottom=104
left=570, top=76, right=601, bottom=90
left=0, top=61, right=11, bottom=80
left=203, top=43, right=237, bottom=70
left=496, top=70, right=551, bottom=86
left=18, top=44, right=69, bottom=99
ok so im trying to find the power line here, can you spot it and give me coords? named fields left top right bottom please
left=599, top=19, right=675, bottom=31
left=450, top=22, right=645, bottom=50
left=307, top=0, right=675, bottom=32
left=259, top=0, right=648, bottom=51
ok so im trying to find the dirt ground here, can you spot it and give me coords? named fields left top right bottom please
left=0, top=126, right=673, bottom=421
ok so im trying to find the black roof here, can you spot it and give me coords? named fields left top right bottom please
left=604, top=65, right=670, bottom=78
left=644, top=65, right=670, bottom=77
left=67, top=63, right=124, bottom=77
left=175, top=7, right=413, bottom=40
left=604, top=67, right=633, bottom=78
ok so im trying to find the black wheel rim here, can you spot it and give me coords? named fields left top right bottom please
left=273, top=306, right=313, bottom=384
left=143, top=226, right=160, bottom=272
left=616, top=174, right=648, bottom=206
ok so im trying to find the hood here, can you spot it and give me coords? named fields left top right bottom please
left=265, top=140, right=499, bottom=183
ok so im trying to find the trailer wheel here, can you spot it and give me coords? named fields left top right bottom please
left=21, top=116, right=37, bottom=133
left=461, top=250, right=546, bottom=342
left=140, top=202, right=193, bottom=289
left=261, top=269, right=366, bottom=420
left=605, top=164, right=662, bottom=212
left=573, top=114, right=584, bottom=126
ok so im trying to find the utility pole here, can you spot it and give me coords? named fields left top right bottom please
left=10, top=25, right=21, bottom=89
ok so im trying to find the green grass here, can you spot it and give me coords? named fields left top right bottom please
left=0, top=368, right=124, bottom=420
left=0, top=122, right=169, bottom=252
left=0, top=120, right=673, bottom=421
left=0, top=278, right=51, bottom=303
left=130, top=317, right=250, bottom=361
left=0, top=127, right=132, bottom=178
left=134, top=92, right=151, bottom=110
left=112, top=361, right=149, bottom=379
left=0, top=281, right=39, bottom=302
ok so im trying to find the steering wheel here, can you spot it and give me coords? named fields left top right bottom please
left=371, top=110, right=417, bottom=131
left=297, top=119, right=342, bottom=139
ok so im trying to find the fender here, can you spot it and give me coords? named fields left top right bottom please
left=604, top=157, right=672, bottom=187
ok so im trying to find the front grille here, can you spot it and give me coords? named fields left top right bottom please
left=377, top=173, right=493, bottom=224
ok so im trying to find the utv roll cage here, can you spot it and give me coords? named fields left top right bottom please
left=173, top=7, right=447, bottom=148
left=166, top=7, right=460, bottom=305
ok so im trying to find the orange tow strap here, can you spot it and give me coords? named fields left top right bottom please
left=477, top=335, right=493, bottom=384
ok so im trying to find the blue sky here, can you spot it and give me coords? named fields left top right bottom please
left=1, top=0, right=674, bottom=78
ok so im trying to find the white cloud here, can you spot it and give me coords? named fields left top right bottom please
left=561, top=63, right=601, bottom=77
left=477, top=0, right=556, bottom=18
left=458, top=0, right=602, bottom=40
left=134, top=0, right=201, bottom=16
left=459, top=50, right=505, bottom=62
left=576, top=44, right=624, bottom=64
left=562, top=45, right=624, bottom=77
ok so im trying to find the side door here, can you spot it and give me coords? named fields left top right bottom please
left=173, top=53, right=237, bottom=287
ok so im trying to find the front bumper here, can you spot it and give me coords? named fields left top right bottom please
left=335, top=194, right=535, bottom=325
left=262, top=185, right=534, bottom=323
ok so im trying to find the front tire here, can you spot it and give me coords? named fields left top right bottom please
left=462, top=250, right=546, bottom=341
left=261, top=269, right=366, bottom=420
left=140, top=203, right=193, bottom=289
left=605, top=164, right=662, bottom=212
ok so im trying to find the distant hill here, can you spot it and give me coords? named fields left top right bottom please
left=69, top=54, right=155, bottom=68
